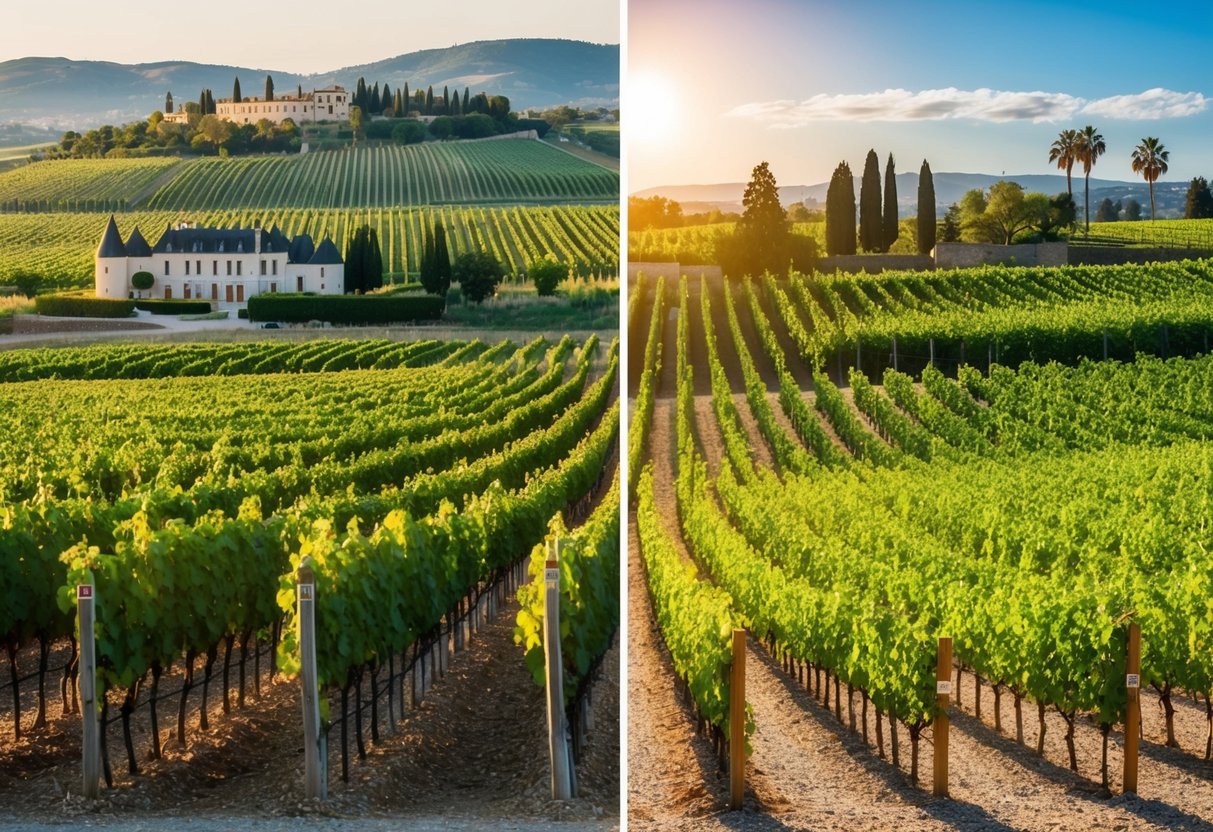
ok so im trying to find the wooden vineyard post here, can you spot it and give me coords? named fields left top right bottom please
left=892, top=336, right=899, bottom=371
left=929, top=337, right=936, bottom=368
left=729, top=628, right=746, bottom=810
left=934, top=636, right=952, bottom=798
left=543, top=541, right=574, bottom=799
left=297, top=558, right=327, bottom=801
left=1124, top=623, right=1141, bottom=795
left=77, top=583, right=100, bottom=800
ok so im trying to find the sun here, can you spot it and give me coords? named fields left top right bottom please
left=628, top=70, right=677, bottom=148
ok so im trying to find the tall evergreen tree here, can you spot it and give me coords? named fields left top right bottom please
left=420, top=221, right=452, bottom=296
left=859, top=149, right=883, bottom=252
left=882, top=153, right=899, bottom=252
left=232, top=77, right=242, bottom=103
left=371, top=82, right=380, bottom=114
left=451, top=92, right=462, bottom=117
left=917, top=160, right=936, bottom=255
left=264, top=74, right=274, bottom=102
left=394, top=89, right=404, bottom=118
left=205, top=89, right=215, bottom=114
left=425, top=86, right=434, bottom=115
left=165, top=91, right=173, bottom=113
left=1184, top=176, right=1213, bottom=219
left=366, top=227, right=383, bottom=290
left=402, top=83, right=411, bottom=115
left=442, top=85, right=450, bottom=115
left=355, top=77, right=367, bottom=113
left=297, top=83, right=303, bottom=98
left=345, top=227, right=366, bottom=294
left=825, top=162, right=857, bottom=255
left=381, top=83, right=392, bottom=114
left=463, top=87, right=471, bottom=113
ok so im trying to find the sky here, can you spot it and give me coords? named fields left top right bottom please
left=2, top=0, right=619, bottom=74
left=628, top=0, right=1213, bottom=192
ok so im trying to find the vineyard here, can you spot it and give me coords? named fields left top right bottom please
left=0, top=141, right=618, bottom=213
left=627, top=265, right=1213, bottom=829
left=0, top=205, right=619, bottom=287
left=628, top=221, right=824, bottom=265
left=1083, top=218, right=1213, bottom=250
left=1, top=335, right=620, bottom=815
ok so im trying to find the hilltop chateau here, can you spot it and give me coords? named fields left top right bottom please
left=162, top=86, right=349, bottom=126
left=95, top=216, right=344, bottom=306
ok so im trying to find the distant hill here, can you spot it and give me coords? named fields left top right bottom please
left=0, top=39, right=618, bottom=133
left=636, top=172, right=1192, bottom=220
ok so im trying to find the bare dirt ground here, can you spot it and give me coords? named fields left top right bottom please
left=628, top=374, right=1213, bottom=830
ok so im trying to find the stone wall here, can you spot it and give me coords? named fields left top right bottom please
left=934, top=242, right=1067, bottom=269
left=1068, top=246, right=1213, bottom=266
left=817, top=254, right=935, bottom=274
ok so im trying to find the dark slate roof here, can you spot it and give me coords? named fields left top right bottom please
left=150, top=225, right=302, bottom=257
left=97, top=215, right=126, bottom=258
left=288, top=234, right=315, bottom=264
left=125, top=226, right=152, bottom=258
left=308, top=237, right=343, bottom=265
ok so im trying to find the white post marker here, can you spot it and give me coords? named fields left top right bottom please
left=543, top=539, right=574, bottom=799
left=77, top=584, right=100, bottom=800
left=297, top=558, right=327, bottom=800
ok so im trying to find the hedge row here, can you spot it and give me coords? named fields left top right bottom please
left=246, top=293, right=445, bottom=324
left=34, top=296, right=135, bottom=318
left=134, top=299, right=213, bottom=315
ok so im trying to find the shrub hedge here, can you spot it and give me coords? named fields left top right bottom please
left=246, top=293, right=444, bottom=324
left=133, top=299, right=213, bottom=315
left=35, top=296, right=135, bottom=318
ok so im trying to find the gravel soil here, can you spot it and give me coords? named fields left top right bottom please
left=627, top=383, right=1213, bottom=831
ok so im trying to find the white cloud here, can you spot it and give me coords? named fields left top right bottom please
left=725, top=87, right=1208, bottom=126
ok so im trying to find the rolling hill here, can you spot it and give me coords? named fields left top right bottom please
left=0, top=39, right=618, bottom=132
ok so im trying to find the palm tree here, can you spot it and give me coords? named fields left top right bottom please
left=1130, top=137, right=1170, bottom=221
left=1048, top=129, right=1081, bottom=197
left=1076, top=125, right=1106, bottom=234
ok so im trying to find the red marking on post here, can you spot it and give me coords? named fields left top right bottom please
left=545, top=560, right=558, bottom=570
left=77, top=585, right=93, bottom=600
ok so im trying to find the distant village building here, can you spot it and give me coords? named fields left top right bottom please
left=95, top=216, right=344, bottom=307
left=161, top=86, right=350, bottom=125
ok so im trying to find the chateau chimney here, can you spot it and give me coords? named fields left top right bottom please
left=254, top=222, right=262, bottom=254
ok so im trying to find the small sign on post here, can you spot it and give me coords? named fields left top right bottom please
left=1124, top=623, right=1141, bottom=795
left=729, top=629, right=746, bottom=810
left=934, top=636, right=952, bottom=799
left=297, top=559, right=327, bottom=801
left=543, top=540, right=574, bottom=799
left=78, top=584, right=100, bottom=800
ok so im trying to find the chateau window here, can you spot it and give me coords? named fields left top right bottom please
left=213, top=261, right=218, bottom=276
left=196, top=260, right=201, bottom=274
left=270, top=283, right=277, bottom=293
left=226, top=260, right=232, bottom=276
left=260, top=259, right=266, bottom=276
left=164, top=261, right=170, bottom=275
left=321, top=267, right=326, bottom=278
left=237, top=261, right=243, bottom=276
left=273, top=260, right=278, bottom=275
left=185, top=260, right=190, bottom=275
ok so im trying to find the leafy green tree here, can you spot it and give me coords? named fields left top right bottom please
left=917, top=160, right=936, bottom=254
left=453, top=251, right=504, bottom=303
left=1094, top=197, right=1121, bottom=223
left=131, top=271, right=154, bottom=298
left=392, top=120, right=427, bottom=144
left=715, top=161, right=812, bottom=278
left=232, top=77, right=242, bottom=104
left=629, top=195, right=683, bottom=230
left=960, top=181, right=1051, bottom=244
left=1076, top=125, right=1106, bottom=233
left=528, top=254, right=567, bottom=296
left=882, top=154, right=898, bottom=252
left=265, top=75, right=274, bottom=102
left=349, top=106, right=363, bottom=144
left=939, top=203, right=961, bottom=243
left=825, top=161, right=856, bottom=255
left=1123, top=198, right=1142, bottom=221
left=740, top=161, right=786, bottom=247
left=13, top=271, right=41, bottom=298
left=1040, top=193, right=1078, bottom=239
left=859, top=149, right=883, bottom=252
left=1130, top=136, right=1169, bottom=221
left=1184, top=177, right=1213, bottom=220
left=1048, top=128, right=1081, bottom=196
left=429, top=116, right=455, bottom=139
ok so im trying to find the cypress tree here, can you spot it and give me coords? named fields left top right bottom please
left=394, top=90, right=404, bottom=118
left=425, top=86, right=434, bottom=115
left=825, top=162, right=856, bottom=256
left=381, top=83, right=392, bottom=114
left=917, top=160, right=937, bottom=255
left=264, top=74, right=274, bottom=102
left=199, top=89, right=207, bottom=114
left=366, top=227, right=383, bottom=290
left=232, top=77, right=242, bottom=104
left=434, top=222, right=451, bottom=290
left=442, top=85, right=450, bottom=115
left=883, top=154, right=899, bottom=252
left=345, top=227, right=365, bottom=294
left=371, top=82, right=380, bottom=114
left=463, top=88, right=471, bottom=113
left=355, top=77, right=367, bottom=113
left=451, top=92, right=462, bottom=117
left=859, top=149, right=882, bottom=252
left=165, top=91, right=173, bottom=113
left=297, top=83, right=303, bottom=98
left=403, top=83, right=411, bottom=115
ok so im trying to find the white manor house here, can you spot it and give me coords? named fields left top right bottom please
left=95, top=216, right=344, bottom=306
left=162, top=86, right=349, bottom=126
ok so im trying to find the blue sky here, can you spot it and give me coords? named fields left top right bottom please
left=3, top=1, right=619, bottom=74
left=628, top=0, right=1213, bottom=191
